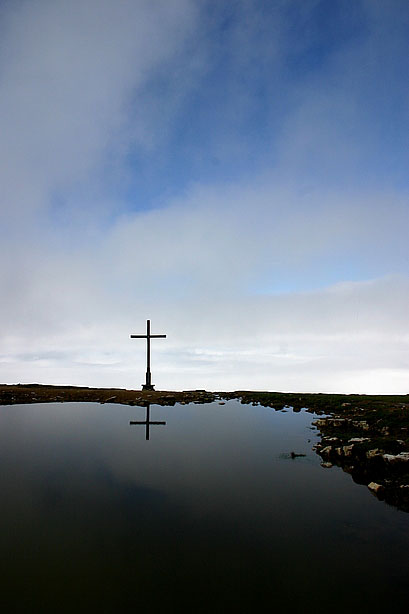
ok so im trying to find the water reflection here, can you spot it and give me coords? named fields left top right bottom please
left=129, top=402, right=166, bottom=440
left=0, top=400, right=408, bottom=611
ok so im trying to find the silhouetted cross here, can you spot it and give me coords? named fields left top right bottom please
left=130, top=319, right=166, bottom=390
left=130, top=403, right=166, bottom=441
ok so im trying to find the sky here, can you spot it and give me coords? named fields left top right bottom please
left=1, top=0, right=409, bottom=393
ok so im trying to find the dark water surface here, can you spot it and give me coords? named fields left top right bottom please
left=0, top=400, right=408, bottom=612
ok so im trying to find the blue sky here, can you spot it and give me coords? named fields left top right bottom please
left=1, top=0, right=409, bottom=392
left=119, top=0, right=409, bottom=207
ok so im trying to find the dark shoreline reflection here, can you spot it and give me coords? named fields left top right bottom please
left=0, top=401, right=408, bottom=611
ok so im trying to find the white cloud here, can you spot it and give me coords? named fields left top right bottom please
left=0, top=0, right=199, bottom=222
left=0, top=1, right=408, bottom=394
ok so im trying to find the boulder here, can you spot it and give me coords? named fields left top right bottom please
left=342, top=445, right=354, bottom=457
left=332, top=419, right=347, bottom=427
left=366, top=448, right=382, bottom=459
left=383, top=452, right=409, bottom=464
left=352, top=420, right=370, bottom=430
left=320, top=446, right=333, bottom=457
left=312, top=419, right=327, bottom=427
left=368, top=482, right=384, bottom=494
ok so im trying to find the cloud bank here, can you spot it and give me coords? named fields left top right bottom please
left=1, top=0, right=408, bottom=393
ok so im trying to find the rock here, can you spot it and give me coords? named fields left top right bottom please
left=320, top=446, right=333, bottom=457
left=352, top=420, right=370, bottom=430
left=331, top=419, right=347, bottom=427
left=312, top=417, right=347, bottom=429
left=368, top=482, right=384, bottom=494
left=321, top=462, right=333, bottom=468
left=342, top=445, right=354, bottom=457
left=348, top=437, right=370, bottom=443
left=218, top=402, right=225, bottom=405
left=383, top=452, right=409, bottom=464
left=366, top=449, right=382, bottom=459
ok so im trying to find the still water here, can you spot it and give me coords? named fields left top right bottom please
left=0, top=400, right=408, bottom=612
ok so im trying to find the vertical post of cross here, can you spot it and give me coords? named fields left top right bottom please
left=146, top=319, right=151, bottom=387
left=130, top=319, right=167, bottom=391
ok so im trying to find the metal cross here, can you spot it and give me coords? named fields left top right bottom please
left=130, top=403, right=166, bottom=441
left=130, top=319, right=166, bottom=390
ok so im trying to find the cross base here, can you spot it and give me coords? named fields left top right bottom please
left=142, top=383, right=155, bottom=391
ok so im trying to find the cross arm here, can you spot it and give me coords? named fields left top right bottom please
left=130, top=334, right=166, bottom=338
left=130, top=421, right=166, bottom=425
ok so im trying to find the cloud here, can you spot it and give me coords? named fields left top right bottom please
left=1, top=177, right=409, bottom=393
left=2, top=272, right=409, bottom=393
left=0, top=0, right=199, bottom=223
left=0, top=1, right=408, bottom=393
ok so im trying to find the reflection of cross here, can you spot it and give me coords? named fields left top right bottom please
left=130, top=403, right=166, bottom=441
left=130, top=319, right=166, bottom=390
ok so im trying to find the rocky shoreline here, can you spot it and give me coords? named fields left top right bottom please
left=311, top=412, right=409, bottom=513
left=1, top=384, right=408, bottom=512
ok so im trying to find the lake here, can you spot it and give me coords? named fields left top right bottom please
left=0, top=400, right=408, bottom=612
